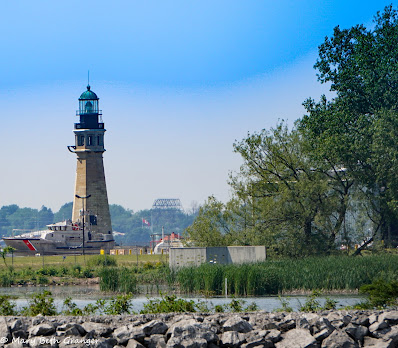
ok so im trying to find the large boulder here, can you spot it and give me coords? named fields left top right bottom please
left=223, top=315, right=253, bottom=333
left=321, top=329, right=358, bottom=348
left=276, top=328, right=318, bottom=348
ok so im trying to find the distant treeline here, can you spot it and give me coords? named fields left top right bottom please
left=0, top=203, right=197, bottom=245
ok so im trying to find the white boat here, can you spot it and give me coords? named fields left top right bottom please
left=3, top=220, right=114, bottom=255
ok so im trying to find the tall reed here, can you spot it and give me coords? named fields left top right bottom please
left=176, top=254, right=398, bottom=295
left=99, top=267, right=137, bottom=293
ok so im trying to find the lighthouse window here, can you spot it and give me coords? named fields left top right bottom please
left=88, top=135, right=93, bottom=146
left=78, top=136, right=84, bottom=146
left=98, top=135, right=103, bottom=146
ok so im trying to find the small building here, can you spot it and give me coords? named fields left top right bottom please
left=169, top=246, right=266, bottom=268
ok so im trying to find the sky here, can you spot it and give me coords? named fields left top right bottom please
left=0, top=0, right=394, bottom=213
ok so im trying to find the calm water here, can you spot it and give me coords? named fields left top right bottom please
left=0, top=285, right=364, bottom=312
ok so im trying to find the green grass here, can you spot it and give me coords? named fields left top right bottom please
left=0, top=253, right=168, bottom=271
left=176, top=254, right=398, bottom=296
left=2, top=253, right=398, bottom=296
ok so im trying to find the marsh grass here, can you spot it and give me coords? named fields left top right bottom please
left=99, top=267, right=137, bottom=293
left=176, top=254, right=398, bottom=295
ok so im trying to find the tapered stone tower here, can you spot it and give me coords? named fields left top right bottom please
left=68, top=85, right=114, bottom=247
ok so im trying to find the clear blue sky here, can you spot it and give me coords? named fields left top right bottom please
left=0, top=1, right=394, bottom=212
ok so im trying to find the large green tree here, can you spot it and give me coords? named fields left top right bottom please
left=299, top=5, right=398, bottom=246
left=231, top=122, right=352, bottom=256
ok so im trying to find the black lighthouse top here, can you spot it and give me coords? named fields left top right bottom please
left=75, top=85, right=104, bottom=130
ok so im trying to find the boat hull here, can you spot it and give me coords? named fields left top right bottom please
left=3, top=237, right=115, bottom=256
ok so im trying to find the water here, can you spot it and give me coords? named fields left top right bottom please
left=0, top=286, right=364, bottom=313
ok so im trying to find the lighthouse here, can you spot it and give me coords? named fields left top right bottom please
left=68, top=85, right=114, bottom=251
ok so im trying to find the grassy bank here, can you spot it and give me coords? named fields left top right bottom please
left=0, top=254, right=169, bottom=287
left=1, top=253, right=398, bottom=296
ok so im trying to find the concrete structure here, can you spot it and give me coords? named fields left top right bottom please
left=68, top=85, right=114, bottom=248
left=169, top=246, right=266, bottom=268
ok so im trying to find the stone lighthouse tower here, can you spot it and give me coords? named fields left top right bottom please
left=68, top=85, right=114, bottom=250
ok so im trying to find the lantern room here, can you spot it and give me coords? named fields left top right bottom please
left=75, top=85, right=104, bottom=130
left=78, top=85, right=99, bottom=114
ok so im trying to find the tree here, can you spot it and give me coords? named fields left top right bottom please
left=231, top=122, right=352, bottom=256
left=299, top=5, right=398, bottom=246
left=1, top=246, right=15, bottom=268
left=184, top=196, right=229, bottom=247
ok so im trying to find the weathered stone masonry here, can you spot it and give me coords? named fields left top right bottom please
left=1, top=310, right=398, bottom=347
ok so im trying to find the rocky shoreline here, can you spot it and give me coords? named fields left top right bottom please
left=1, top=310, right=397, bottom=347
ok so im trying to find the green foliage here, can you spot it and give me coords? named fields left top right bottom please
left=299, top=5, right=398, bottom=247
left=0, top=295, right=17, bottom=316
left=276, top=297, right=293, bottom=312
left=298, top=290, right=337, bottom=312
left=0, top=271, right=14, bottom=287
left=104, top=294, right=134, bottom=315
left=87, top=255, right=117, bottom=267
left=21, top=291, right=57, bottom=316
left=1, top=246, right=16, bottom=268
left=359, top=278, right=398, bottom=308
left=214, top=305, right=224, bottom=312
left=184, top=196, right=229, bottom=247
left=99, top=267, right=137, bottom=293
left=62, top=297, right=83, bottom=316
left=176, top=254, right=398, bottom=295
left=298, top=290, right=322, bottom=312
left=141, top=294, right=196, bottom=313
left=226, top=298, right=245, bottom=312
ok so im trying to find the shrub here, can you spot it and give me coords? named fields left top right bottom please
left=21, top=291, right=57, bottom=316
left=0, top=295, right=17, bottom=315
left=87, top=255, right=117, bottom=268
left=104, top=294, right=134, bottom=315
left=0, top=272, right=14, bottom=287
left=359, top=278, right=398, bottom=308
left=141, top=294, right=196, bottom=313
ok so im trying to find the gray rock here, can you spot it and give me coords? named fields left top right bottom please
left=144, top=334, right=166, bottom=348
left=380, top=325, right=398, bottom=343
left=369, top=314, right=379, bottom=325
left=223, top=315, right=253, bottom=333
left=314, top=327, right=334, bottom=341
left=321, top=329, right=358, bottom=348
left=275, top=328, right=318, bottom=348
left=126, top=339, right=145, bottom=348
left=363, top=336, right=393, bottom=348
left=82, top=322, right=113, bottom=337
left=297, top=317, right=311, bottom=330
left=369, top=321, right=390, bottom=334
left=326, top=312, right=345, bottom=329
left=29, top=323, right=56, bottom=337
left=9, top=319, right=23, bottom=333
left=142, top=320, right=168, bottom=335
left=378, top=311, right=398, bottom=326
left=4, top=341, right=24, bottom=348
left=220, top=331, right=246, bottom=347
left=113, top=325, right=146, bottom=345
left=167, top=337, right=207, bottom=348
left=344, top=323, right=368, bottom=344
left=93, top=338, right=118, bottom=348
left=242, top=330, right=275, bottom=348
left=12, top=329, right=28, bottom=340
left=266, top=329, right=282, bottom=343
left=241, top=340, right=274, bottom=348
left=0, top=318, right=11, bottom=344
left=167, top=319, right=218, bottom=347
left=28, top=336, right=59, bottom=348
left=56, top=322, right=85, bottom=335
left=278, top=318, right=296, bottom=332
